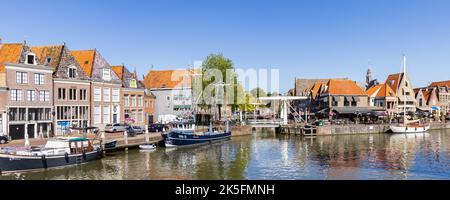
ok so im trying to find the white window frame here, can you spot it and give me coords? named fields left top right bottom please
left=131, top=95, right=136, bottom=106
left=94, top=87, right=101, bottom=102
left=16, top=72, right=28, bottom=84
left=10, top=89, right=22, bottom=101
left=67, top=66, right=77, bottom=78
left=138, top=95, right=143, bottom=106
left=25, top=53, right=37, bottom=65
left=103, top=87, right=111, bottom=102
left=102, top=68, right=111, bottom=81
left=34, top=73, right=44, bottom=85
left=40, top=91, right=50, bottom=101
left=27, top=90, right=35, bottom=101
left=124, top=95, right=129, bottom=106
left=103, top=105, right=110, bottom=124
left=112, top=88, right=120, bottom=102
left=94, top=106, right=101, bottom=124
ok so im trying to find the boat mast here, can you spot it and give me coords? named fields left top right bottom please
left=403, top=54, right=407, bottom=125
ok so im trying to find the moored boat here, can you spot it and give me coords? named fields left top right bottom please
left=162, top=122, right=231, bottom=148
left=389, top=55, right=430, bottom=134
left=139, top=144, right=156, bottom=150
left=0, top=137, right=103, bottom=174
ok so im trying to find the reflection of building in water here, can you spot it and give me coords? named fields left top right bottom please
left=281, top=140, right=289, bottom=166
left=384, top=133, right=430, bottom=176
left=307, top=135, right=373, bottom=179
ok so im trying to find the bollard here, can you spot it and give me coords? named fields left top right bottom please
left=101, top=131, right=106, bottom=156
left=145, top=125, right=149, bottom=143
left=124, top=130, right=128, bottom=152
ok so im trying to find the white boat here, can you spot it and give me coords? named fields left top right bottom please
left=390, top=124, right=430, bottom=133
left=389, top=55, right=430, bottom=134
left=139, top=144, right=156, bottom=150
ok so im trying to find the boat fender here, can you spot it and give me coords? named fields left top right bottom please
left=64, top=152, right=69, bottom=163
left=82, top=151, right=87, bottom=161
left=96, top=148, right=102, bottom=156
left=41, top=155, right=47, bottom=169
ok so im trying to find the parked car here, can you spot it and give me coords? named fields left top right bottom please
left=148, top=124, right=166, bottom=132
left=0, top=135, right=9, bottom=144
left=105, top=123, right=129, bottom=133
left=132, top=126, right=145, bottom=135
left=125, top=126, right=136, bottom=137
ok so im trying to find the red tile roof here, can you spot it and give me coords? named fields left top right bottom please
left=385, top=73, right=403, bottom=94
left=310, top=82, right=324, bottom=99
left=0, top=43, right=23, bottom=73
left=111, top=65, right=125, bottom=80
left=430, top=80, right=450, bottom=87
left=70, top=50, right=96, bottom=77
left=326, top=79, right=367, bottom=95
left=31, top=45, right=64, bottom=70
left=143, top=69, right=192, bottom=89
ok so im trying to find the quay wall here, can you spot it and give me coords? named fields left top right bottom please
left=313, top=122, right=450, bottom=136
left=316, top=124, right=390, bottom=136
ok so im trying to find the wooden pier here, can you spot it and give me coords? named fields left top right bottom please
left=276, top=124, right=317, bottom=137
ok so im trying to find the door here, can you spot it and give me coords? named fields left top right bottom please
left=148, top=115, right=154, bottom=125
left=27, top=124, right=35, bottom=138
left=9, top=125, right=25, bottom=140
left=113, top=114, right=118, bottom=124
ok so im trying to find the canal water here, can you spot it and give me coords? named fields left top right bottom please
left=2, top=129, right=450, bottom=180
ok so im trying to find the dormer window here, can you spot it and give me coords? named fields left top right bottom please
left=130, top=79, right=137, bottom=88
left=26, top=53, right=36, bottom=65
left=102, top=68, right=111, bottom=81
left=68, top=67, right=77, bottom=78
left=45, top=57, right=52, bottom=65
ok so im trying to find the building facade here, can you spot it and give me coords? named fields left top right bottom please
left=366, top=83, right=397, bottom=114
left=143, top=70, right=192, bottom=122
left=315, top=79, right=370, bottom=116
left=71, top=50, right=122, bottom=131
left=385, top=73, right=417, bottom=113
left=32, top=45, right=91, bottom=135
left=112, top=65, right=151, bottom=126
left=429, top=81, right=450, bottom=114
left=1, top=43, right=54, bottom=139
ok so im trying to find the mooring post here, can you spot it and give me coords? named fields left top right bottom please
left=124, top=130, right=128, bottom=151
left=101, top=131, right=106, bottom=156
left=145, top=125, right=149, bottom=144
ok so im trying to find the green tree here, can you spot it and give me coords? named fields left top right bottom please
left=201, top=53, right=235, bottom=120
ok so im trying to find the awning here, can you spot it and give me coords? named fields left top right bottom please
left=331, top=107, right=373, bottom=114
left=432, top=106, right=441, bottom=111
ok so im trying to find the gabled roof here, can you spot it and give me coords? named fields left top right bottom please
left=385, top=73, right=404, bottom=94
left=366, top=84, right=382, bottom=97
left=0, top=43, right=23, bottom=73
left=377, top=83, right=395, bottom=97
left=310, top=82, right=324, bottom=99
left=326, top=79, right=367, bottom=95
left=70, top=50, right=96, bottom=77
left=111, top=65, right=125, bottom=80
left=422, top=90, right=431, bottom=103
left=31, top=45, right=64, bottom=70
left=430, top=80, right=450, bottom=88
left=143, top=69, right=192, bottom=89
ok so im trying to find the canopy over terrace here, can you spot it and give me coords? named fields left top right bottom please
left=258, top=96, right=307, bottom=125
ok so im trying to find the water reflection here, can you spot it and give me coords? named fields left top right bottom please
left=1, top=129, right=450, bottom=180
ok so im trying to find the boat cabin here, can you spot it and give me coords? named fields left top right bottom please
left=45, top=137, right=94, bottom=154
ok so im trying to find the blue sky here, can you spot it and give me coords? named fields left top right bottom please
left=1, top=0, right=450, bottom=92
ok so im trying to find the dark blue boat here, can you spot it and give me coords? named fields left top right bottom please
left=162, top=122, right=231, bottom=147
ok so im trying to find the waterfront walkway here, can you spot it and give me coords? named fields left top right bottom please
left=0, top=132, right=163, bottom=149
